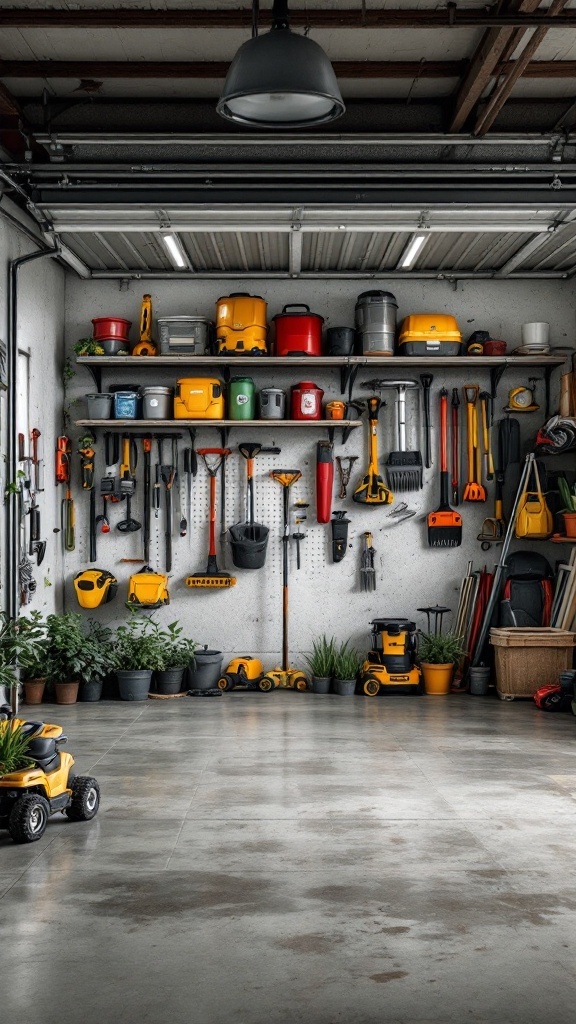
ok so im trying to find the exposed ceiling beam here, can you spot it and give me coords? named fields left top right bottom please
left=449, top=0, right=542, bottom=133
left=474, top=0, right=570, bottom=135
left=3, top=7, right=576, bottom=29
left=5, top=59, right=576, bottom=81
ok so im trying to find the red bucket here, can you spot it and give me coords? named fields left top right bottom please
left=92, top=317, right=132, bottom=342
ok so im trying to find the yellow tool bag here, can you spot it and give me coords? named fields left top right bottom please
left=174, top=378, right=225, bottom=419
left=515, top=461, right=553, bottom=540
left=397, top=314, right=462, bottom=356
left=126, top=567, right=170, bottom=608
left=216, top=293, right=268, bottom=354
left=73, top=569, right=118, bottom=608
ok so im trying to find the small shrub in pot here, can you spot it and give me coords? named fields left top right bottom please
left=333, top=641, right=363, bottom=696
left=418, top=631, right=465, bottom=695
left=152, top=621, right=197, bottom=695
left=112, top=615, right=170, bottom=701
left=304, top=635, right=337, bottom=694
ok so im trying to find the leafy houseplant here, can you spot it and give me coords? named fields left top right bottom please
left=0, top=722, right=33, bottom=777
left=305, top=635, right=337, bottom=694
left=152, top=620, right=197, bottom=696
left=78, top=621, right=114, bottom=702
left=333, top=640, right=363, bottom=696
left=558, top=476, right=576, bottom=537
left=113, top=615, right=169, bottom=701
left=45, top=613, right=108, bottom=704
left=0, top=611, right=49, bottom=705
left=74, top=338, right=105, bottom=357
left=418, top=631, right=465, bottom=695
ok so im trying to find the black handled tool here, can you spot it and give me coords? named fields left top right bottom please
left=420, top=374, right=434, bottom=469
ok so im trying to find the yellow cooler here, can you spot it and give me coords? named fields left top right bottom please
left=174, top=378, right=225, bottom=419
left=397, top=314, right=462, bottom=356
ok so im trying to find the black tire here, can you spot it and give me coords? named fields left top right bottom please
left=66, top=776, right=100, bottom=821
left=217, top=674, right=234, bottom=691
left=363, top=677, right=380, bottom=697
left=8, top=794, right=50, bottom=844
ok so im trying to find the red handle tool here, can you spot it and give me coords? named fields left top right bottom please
left=316, top=441, right=334, bottom=525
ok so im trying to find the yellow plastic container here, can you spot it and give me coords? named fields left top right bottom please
left=216, top=293, right=268, bottom=354
left=421, top=662, right=453, bottom=694
left=398, top=314, right=462, bottom=356
left=174, top=378, right=225, bottom=419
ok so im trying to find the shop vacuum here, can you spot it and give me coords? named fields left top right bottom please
left=359, top=619, right=422, bottom=695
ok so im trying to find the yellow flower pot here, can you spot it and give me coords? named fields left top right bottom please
left=421, top=662, right=454, bottom=695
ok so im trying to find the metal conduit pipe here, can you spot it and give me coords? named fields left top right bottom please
left=6, top=245, right=58, bottom=620
left=89, top=270, right=566, bottom=280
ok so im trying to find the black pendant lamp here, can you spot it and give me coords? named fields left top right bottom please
left=217, top=0, right=345, bottom=128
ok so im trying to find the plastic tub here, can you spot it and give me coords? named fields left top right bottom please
left=141, top=386, right=173, bottom=419
left=92, top=317, right=131, bottom=342
left=522, top=323, right=550, bottom=348
left=469, top=666, right=491, bottom=696
left=158, top=316, right=213, bottom=354
left=327, top=327, right=355, bottom=356
left=86, top=393, right=113, bottom=419
left=259, top=388, right=285, bottom=419
left=229, top=523, right=269, bottom=569
left=188, top=649, right=223, bottom=691
left=114, top=392, right=139, bottom=419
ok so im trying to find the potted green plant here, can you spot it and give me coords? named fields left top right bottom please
left=333, top=640, right=363, bottom=696
left=45, top=613, right=101, bottom=704
left=418, top=631, right=465, bottom=695
left=78, top=620, right=113, bottom=702
left=305, top=635, right=337, bottom=694
left=0, top=720, right=34, bottom=777
left=153, top=621, right=197, bottom=695
left=558, top=476, right=576, bottom=537
left=112, top=615, right=167, bottom=701
left=0, top=611, right=49, bottom=706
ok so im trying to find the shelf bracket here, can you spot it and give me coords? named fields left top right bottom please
left=341, top=363, right=359, bottom=398
left=490, top=364, right=507, bottom=403
left=219, top=425, right=230, bottom=447
left=84, top=363, right=103, bottom=393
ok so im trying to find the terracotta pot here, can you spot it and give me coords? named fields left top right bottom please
left=563, top=512, right=576, bottom=538
left=421, top=662, right=454, bottom=695
left=54, top=680, right=79, bottom=705
left=23, top=678, right=46, bottom=705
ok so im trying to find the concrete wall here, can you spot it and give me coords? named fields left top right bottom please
left=0, top=203, right=66, bottom=615
left=63, top=275, right=576, bottom=665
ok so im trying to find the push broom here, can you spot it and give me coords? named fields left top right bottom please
left=427, top=389, right=463, bottom=548
left=186, top=448, right=236, bottom=588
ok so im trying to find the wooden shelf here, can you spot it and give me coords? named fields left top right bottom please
left=76, top=355, right=566, bottom=368
left=75, top=418, right=362, bottom=429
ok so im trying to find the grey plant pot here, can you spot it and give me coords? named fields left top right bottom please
left=333, top=678, right=356, bottom=696
left=155, top=667, right=185, bottom=695
left=78, top=678, right=103, bottom=702
left=311, top=676, right=331, bottom=694
left=117, top=670, right=152, bottom=701
left=188, top=650, right=223, bottom=691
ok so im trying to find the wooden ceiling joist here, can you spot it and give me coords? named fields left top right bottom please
left=449, top=0, right=543, bottom=133
left=2, top=7, right=576, bottom=29
left=474, top=0, right=570, bottom=135
left=3, top=59, right=576, bottom=81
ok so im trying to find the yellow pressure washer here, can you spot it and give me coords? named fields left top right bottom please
left=73, top=569, right=118, bottom=608
left=360, top=618, right=422, bottom=696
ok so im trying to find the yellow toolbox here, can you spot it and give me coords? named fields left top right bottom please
left=216, top=293, right=268, bottom=355
left=397, top=314, right=462, bottom=356
left=174, top=378, right=225, bottom=419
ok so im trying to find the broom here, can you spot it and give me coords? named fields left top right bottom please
left=427, top=389, right=463, bottom=548
left=185, top=449, right=236, bottom=588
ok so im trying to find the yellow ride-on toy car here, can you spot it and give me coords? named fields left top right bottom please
left=218, top=657, right=266, bottom=691
left=360, top=618, right=422, bottom=696
left=0, top=711, right=100, bottom=844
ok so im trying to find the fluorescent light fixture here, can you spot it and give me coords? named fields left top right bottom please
left=400, top=234, right=427, bottom=269
left=217, top=0, right=344, bottom=128
left=162, top=232, right=189, bottom=269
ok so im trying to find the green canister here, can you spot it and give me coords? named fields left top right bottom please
left=228, top=376, right=255, bottom=420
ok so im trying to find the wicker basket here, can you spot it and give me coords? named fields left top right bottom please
left=490, top=627, right=576, bottom=700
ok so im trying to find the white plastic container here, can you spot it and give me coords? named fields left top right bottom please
left=141, top=386, right=173, bottom=419
left=521, top=322, right=550, bottom=348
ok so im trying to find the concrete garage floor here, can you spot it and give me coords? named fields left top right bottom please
left=2, top=695, right=576, bottom=1024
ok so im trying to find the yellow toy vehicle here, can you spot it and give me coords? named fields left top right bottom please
left=259, top=668, right=308, bottom=692
left=359, top=618, right=422, bottom=696
left=0, top=712, right=100, bottom=843
left=218, top=656, right=265, bottom=691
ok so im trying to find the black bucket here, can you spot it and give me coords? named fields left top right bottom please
left=327, top=327, right=355, bottom=356
left=229, top=522, right=269, bottom=569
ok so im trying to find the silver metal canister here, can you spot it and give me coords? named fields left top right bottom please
left=355, top=290, right=398, bottom=356
left=141, top=386, right=173, bottom=419
left=259, top=388, right=286, bottom=420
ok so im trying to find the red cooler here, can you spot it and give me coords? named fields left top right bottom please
left=291, top=381, right=324, bottom=420
left=273, top=305, right=324, bottom=356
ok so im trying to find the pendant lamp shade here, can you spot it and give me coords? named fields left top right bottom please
left=217, top=26, right=345, bottom=128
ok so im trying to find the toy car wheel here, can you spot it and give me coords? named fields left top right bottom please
left=66, top=776, right=100, bottom=821
left=259, top=675, right=275, bottom=692
left=8, top=794, right=50, bottom=844
left=293, top=675, right=308, bottom=692
left=363, top=677, right=380, bottom=697
left=217, top=674, right=234, bottom=691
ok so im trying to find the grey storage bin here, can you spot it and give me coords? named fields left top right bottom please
left=86, top=393, right=113, bottom=419
left=259, top=388, right=286, bottom=419
left=355, top=290, right=398, bottom=356
left=188, top=649, right=223, bottom=691
left=141, top=386, right=173, bottom=419
left=158, top=316, right=213, bottom=354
